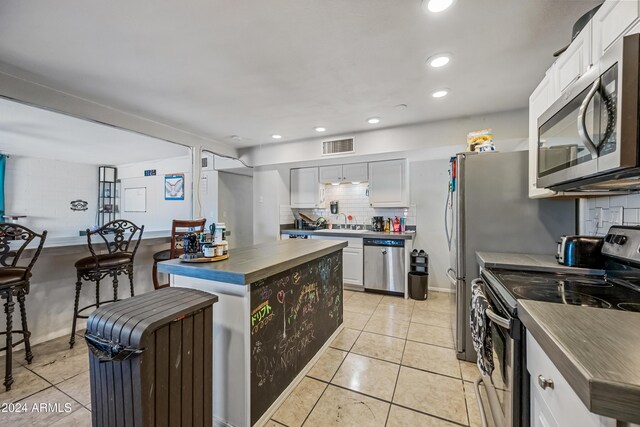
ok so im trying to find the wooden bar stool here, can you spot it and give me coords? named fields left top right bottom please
left=0, top=223, right=47, bottom=391
left=69, top=219, right=144, bottom=348
left=152, top=218, right=206, bottom=289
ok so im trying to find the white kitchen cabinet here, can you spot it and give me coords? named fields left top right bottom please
left=319, top=165, right=343, bottom=184
left=592, top=0, right=640, bottom=61
left=342, top=163, right=368, bottom=183
left=368, top=159, right=409, bottom=207
left=290, top=167, right=324, bottom=208
left=319, top=162, right=368, bottom=184
left=310, top=235, right=364, bottom=289
left=343, top=246, right=364, bottom=287
left=526, top=332, right=616, bottom=427
left=555, top=21, right=592, bottom=94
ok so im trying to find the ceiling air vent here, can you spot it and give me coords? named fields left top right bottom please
left=322, top=138, right=355, bottom=156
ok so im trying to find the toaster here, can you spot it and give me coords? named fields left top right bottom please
left=556, top=235, right=605, bottom=268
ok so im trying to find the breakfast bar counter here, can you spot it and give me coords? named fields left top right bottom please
left=157, top=239, right=347, bottom=426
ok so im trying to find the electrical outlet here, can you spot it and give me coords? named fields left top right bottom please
left=594, top=207, right=604, bottom=228
left=610, top=206, right=624, bottom=225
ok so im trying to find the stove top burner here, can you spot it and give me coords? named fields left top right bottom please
left=485, top=268, right=640, bottom=312
left=617, top=303, right=640, bottom=312
left=511, top=286, right=612, bottom=308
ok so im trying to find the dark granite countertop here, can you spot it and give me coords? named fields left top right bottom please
left=519, top=300, right=640, bottom=424
left=281, top=228, right=415, bottom=240
left=476, top=251, right=604, bottom=275
left=157, top=239, right=347, bottom=285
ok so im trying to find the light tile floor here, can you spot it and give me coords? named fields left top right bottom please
left=0, top=290, right=484, bottom=427
left=269, top=290, right=485, bottom=427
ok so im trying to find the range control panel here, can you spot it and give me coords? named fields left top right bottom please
left=602, top=226, right=640, bottom=262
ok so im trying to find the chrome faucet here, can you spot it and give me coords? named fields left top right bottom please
left=336, top=213, right=347, bottom=228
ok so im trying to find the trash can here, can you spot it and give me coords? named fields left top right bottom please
left=409, top=272, right=429, bottom=300
left=85, top=287, right=218, bottom=427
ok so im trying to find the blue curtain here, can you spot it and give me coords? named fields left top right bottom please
left=0, top=155, right=5, bottom=218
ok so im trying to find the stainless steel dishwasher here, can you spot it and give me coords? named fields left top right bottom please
left=363, top=238, right=405, bottom=294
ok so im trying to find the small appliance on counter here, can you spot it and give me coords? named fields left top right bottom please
left=556, top=235, right=604, bottom=268
left=330, top=201, right=339, bottom=214
left=372, top=216, right=384, bottom=232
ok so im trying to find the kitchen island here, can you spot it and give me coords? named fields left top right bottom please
left=157, top=239, right=347, bottom=427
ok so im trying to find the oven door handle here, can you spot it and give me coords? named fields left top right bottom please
left=474, top=377, right=490, bottom=427
left=577, top=78, right=601, bottom=160
left=486, top=307, right=510, bottom=331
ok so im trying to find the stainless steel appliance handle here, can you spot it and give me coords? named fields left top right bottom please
left=474, top=377, right=490, bottom=427
left=486, top=307, right=510, bottom=330
left=577, top=78, right=601, bottom=160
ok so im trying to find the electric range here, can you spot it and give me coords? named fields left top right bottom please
left=474, top=225, right=640, bottom=427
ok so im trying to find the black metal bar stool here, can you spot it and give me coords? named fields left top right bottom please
left=0, top=223, right=47, bottom=391
left=69, top=219, right=144, bottom=348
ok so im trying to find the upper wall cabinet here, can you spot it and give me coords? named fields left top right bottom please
left=319, top=162, right=368, bottom=184
left=555, top=22, right=592, bottom=94
left=290, top=167, right=324, bottom=208
left=592, top=0, right=640, bottom=60
left=368, top=159, right=409, bottom=207
left=319, top=165, right=343, bottom=183
left=342, top=163, right=368, bottom=183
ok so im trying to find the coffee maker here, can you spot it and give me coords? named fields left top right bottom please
left=372, top=216, right=384, bottom=232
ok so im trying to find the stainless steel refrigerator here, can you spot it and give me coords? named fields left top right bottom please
left=445, top=151, right=576, bottom=362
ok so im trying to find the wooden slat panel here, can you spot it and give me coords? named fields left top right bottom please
left=203, top=307, right=213, bottom=427
left=192, top=310, right=204, bottom=427
left=181, top=315, right=194, bottom=427
left=169, top=320, right=182, bottom=426
left=138, top=334, right=155, bottom=427
left=155, top=325, right=170, bottom=427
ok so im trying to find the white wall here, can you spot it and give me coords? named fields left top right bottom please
left=410, top=159, right=451, bottom=291
left=240, top=108, right=527, bottom=167
left=5, top=156, right=98, bottom=236
left=118, top=155, right=193, bottom=231
left=218, top=172, right=253, bottom=249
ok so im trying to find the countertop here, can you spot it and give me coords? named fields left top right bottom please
left=20, top=230, right=171, bottom=257
left=158, top=239, right=348, bottom=285
left=476, top=251, right=604, bottom=275
left=281, top=228, right=415, bottom=240
left=518, top=300, right=640, bottom=424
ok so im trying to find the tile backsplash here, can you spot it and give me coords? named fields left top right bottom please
left=583, top=194, right=640, bottom=236
left=280, top=182, right=416, bottom=226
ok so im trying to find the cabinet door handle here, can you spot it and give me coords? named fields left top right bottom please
left=537, top=375, right=554, bottom=390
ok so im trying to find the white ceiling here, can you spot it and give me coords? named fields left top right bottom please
left=0, top=97, right=189, bottom=165
left=0, top=0, right=601, bottom=148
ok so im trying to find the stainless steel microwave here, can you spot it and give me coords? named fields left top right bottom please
left=537, top=33, right=640, bottom=192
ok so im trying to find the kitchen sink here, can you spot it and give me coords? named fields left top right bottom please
left=315, top=228, right=368, bottom=234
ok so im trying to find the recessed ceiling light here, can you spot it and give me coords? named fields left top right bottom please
left=314, top=127, right=327, bottom=132
left=271, top=134, right=282, bottom=139
left=395, top=104, right=408, bottom=110
left=427, top=54, right=451, bottom=68
left=432, top=89, right=449, bottom=98
left=423, top=0, right=454, bottom=13
left=230, top=135, right=242, bottom=140
left=366, top=117, right=381, bottom=124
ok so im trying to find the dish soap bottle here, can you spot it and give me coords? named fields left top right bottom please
left=393, top=216, right=400, bottom=232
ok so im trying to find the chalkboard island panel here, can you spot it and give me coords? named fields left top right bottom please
left=159, top=239, right=347, bottom=427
